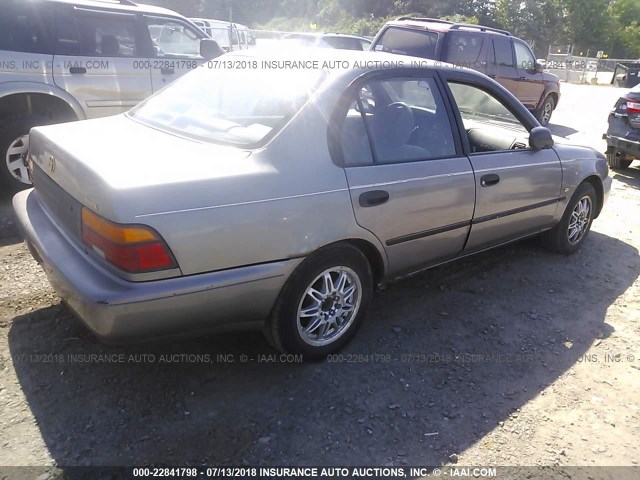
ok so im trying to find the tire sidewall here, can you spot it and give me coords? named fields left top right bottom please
left=537, top=96, right=555, bottom=126
left=270, top=245, right=373, bottom=359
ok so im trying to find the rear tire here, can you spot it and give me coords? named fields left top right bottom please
left=541, top=182, right=596, bottom=255
left=0, top=114, right=52, bottom=193
left=606, top=149, right=633, bottom=170
left=265, top=243, right=373, bottom=359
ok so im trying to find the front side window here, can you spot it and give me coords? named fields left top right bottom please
left=128, top=66, right=327, bottom=147
left=339, top=77, right=456, bottom=166
left=514, top=42, right=535, bottom=70
left=147, top=18, right=201, bottom=57
left=374, top=27, right=438, bottom=58
left=448, top=82, right=529, bottom=153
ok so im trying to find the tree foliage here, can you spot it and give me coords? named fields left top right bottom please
left=144, top=0, right=640, bottom=58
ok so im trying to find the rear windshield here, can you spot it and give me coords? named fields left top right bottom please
left=373, top=26, right=438, bottom=58
left=128, top=64, right=327, bottom=147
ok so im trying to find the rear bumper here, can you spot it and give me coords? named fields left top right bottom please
left=13, top=189, right=301, bottom=343
left=603, top=133, right=640, bottom=157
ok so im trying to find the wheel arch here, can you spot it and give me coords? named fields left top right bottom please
left=582, top=175, right=604, bottom=218
left=0, top=85, right=85, bottom=123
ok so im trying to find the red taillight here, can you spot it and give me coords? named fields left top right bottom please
left=627, top=101, right=640, bottom=115
left=81, top=208, right=177, bottom=274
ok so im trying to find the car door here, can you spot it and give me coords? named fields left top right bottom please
left=486, top=36, right=520, bottom=99
left=334, top=72, right=476, bottom=277
left=444, top=78, right=563, bottom=251
left=514, top=40, right=545, bottom=110
left=143, top=16, right=206, bottom=92
left=52, top=4, right=152, bottom=119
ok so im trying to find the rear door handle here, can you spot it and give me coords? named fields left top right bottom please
left=480, top=174, right=500, bottom=187
left=160, top=67, right=175, bottom=75
left=69, top=67, right=86, bottom=74
left=359, top=190, right=389, bottom=207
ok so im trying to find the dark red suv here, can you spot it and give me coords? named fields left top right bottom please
left=371, top=17, right=561, bottom=125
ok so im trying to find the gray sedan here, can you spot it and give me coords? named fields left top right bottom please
left=13, top=50, right=611, bottom=358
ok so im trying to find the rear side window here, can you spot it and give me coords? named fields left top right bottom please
left=374, top=27, right=438, bottom=58
left=338, top=77, right=456, bottom=166
left=491, top=37, right=514, bottom=67
left=54, top=7, right=139, bottom=57
left=442, top=32, right=484, bottom=67
left=0, top=1, right=53, bottom=54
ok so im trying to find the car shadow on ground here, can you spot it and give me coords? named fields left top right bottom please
left=0, top=199, right=22, bottom=248
left=611, top=164, right=640, bottom=190
left=8, top=232, right=640, bottom=468
left=548, top=123, right=579, bottom=138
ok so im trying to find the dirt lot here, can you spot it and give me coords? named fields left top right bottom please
left=1, top=83, right=639, bottom=473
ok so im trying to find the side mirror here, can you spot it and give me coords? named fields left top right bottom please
left=534, top=61, right=544, bottom=73
left=529, top=126, right=554, bottom=149
left=200, top=38, right=224, bottom=60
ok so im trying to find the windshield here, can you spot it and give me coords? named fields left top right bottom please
left=374, top=27, right=438, bottom=58
left=128, top=64, right=327, bottom=147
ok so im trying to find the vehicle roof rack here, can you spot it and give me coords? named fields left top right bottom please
left=396, top=16, right=453, bottom=24
left=92, top=0, right=137, bottom=6
left=450, top=23, right=512, bottom=36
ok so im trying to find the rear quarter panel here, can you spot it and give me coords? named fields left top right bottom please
left=136, top=95, right=388, bottom=277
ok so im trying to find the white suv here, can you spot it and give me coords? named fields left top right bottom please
left=0, top=0, right=220, bottom=190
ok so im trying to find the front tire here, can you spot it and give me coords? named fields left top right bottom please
left=266, top=243, right=374, bottom=359
left=606, top=149, right=633, bottom=170
left=0, top=114, right=52, bottom=192
left=535, top=96, right=555, bottom=126
left=542, top=182, right=596, bottom=255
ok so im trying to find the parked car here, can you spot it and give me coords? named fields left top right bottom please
left=14, top=50, right=611, bottom=358
left=370, top=17, right=561, bottom=126
left=0, top=0, right=221, bottom=191
left=604, top=82, right=640, bottom=169
left=190, top=18, right=251, bottom=52
left=282, top=33, right=372, bottom=51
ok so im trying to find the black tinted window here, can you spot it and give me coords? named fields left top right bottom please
left=55, top=7, right=138, bottom=57
left=374, top=27, right=438, bottom=58
left=491, top=37, right=514, bottom=67
left=324, top=37, right=364, bottom=51
left=0, top=1, right=53, bottom=54
left=443, top=32, right=484, bottom=67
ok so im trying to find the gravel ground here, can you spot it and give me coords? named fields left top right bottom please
left=1, top=83, right=639, bottom=472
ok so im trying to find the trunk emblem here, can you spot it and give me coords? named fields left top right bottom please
left=48, top=155, right=56, bottom=173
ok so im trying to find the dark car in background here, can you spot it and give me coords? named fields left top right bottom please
left=371, top=17, right=561, bottom=125
left=604, top=82, right=640, bottom=170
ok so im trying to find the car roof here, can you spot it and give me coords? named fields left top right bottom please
left=384, top=17, right=512, bottom=37
left=39, top=0, right=182, bottom=17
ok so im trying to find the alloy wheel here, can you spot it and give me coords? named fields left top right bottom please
left=296, top=266, right=362, bottom=347
left=5, top=134, right=31, bottom=185
left=567, top=195, right=592, bottom=245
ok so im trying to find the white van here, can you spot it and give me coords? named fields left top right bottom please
left=190, top=18, right=251, bottom=52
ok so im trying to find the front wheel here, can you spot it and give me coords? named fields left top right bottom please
left=535, top=96, right=555, bottom=126
left=541, top=182, right=596, bottom=255
left=265, top=244, right=374, bottom=359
